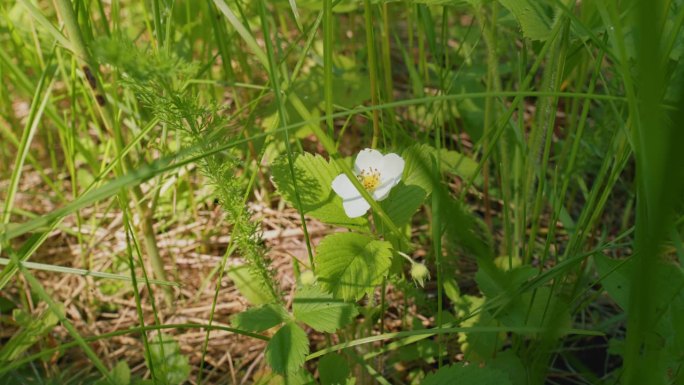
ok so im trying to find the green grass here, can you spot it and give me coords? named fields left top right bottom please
left=1, top=0, right=684, bottom=384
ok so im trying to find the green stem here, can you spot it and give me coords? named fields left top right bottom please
left=323, top=0, right=334, bottom=136
left=363, top=0, right=381, bottom=148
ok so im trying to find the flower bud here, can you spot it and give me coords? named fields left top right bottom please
left=410, top=263, right=430, bottom=287
left=300, top=270, right=316, bottom=286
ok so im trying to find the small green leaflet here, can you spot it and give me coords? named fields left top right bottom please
left=266, top=321, right=310, bottom=374
left=233, top=304, right=289, bottom=332
left=271, top=153, right=368, bottom=230
left=293, top=284, right=358, bottom=333
left=315, top=232, right=393, bottom=301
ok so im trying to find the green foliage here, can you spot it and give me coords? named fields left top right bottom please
left=423, top=363, right=512, bottom=385
left=402, top=144, right=480, bottom=194
left=315, top=233, right=393, bottom=301
left=595, top=254, right=684, bottom=375
left=3, top=0, right=682, bottom=383
left=443, top=196, right=494, bottom=260
left=93, top=361, right=131, bottom=385
left=293, top=284, right=358, bottom=333
left=233, top=304, right=289, bottom=332
left=497, top=0, right=552, bottom=41
left=0, top=306, right=59, bottom=363
left=379, top=183, right=427, bottom=229
left=453, top=294, right=500, bottom=362
left=147, top=334, right=190, bottom=385
left=98, top=36, right=280, bottom=304
left=265, top=322, right=310, bottom=374
left=318, top=354, right=351, bottom=385
left=271, top=153, right=368, bottom=229
left=594, top=254, right=684, bottom=315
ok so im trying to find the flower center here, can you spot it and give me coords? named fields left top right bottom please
left=357, top=168, right=381, bottom=192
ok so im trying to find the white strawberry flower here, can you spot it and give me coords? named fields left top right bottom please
left=331, top=148, right=405, bottom=218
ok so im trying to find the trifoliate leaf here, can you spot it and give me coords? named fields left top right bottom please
left=293, top=285, right=358, bottom=333
left=266, top=322, right=310, bottom=374
left=423, top=363, right=512, bottom=385
left=316, top=233, right=393, bottom=301
left=271, top=153, right=368, bottom=229
left=232, top=304, right=289, bottom=332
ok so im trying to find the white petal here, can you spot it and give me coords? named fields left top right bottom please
left=354, top=148, right=384, bottom=173
left=372, top=181, right=395, bottom=201
left=342, top=197, right=371, bottom=218
left=331, top=173, right=359, bottom=200
left=379, top=153, right=405, bottom=184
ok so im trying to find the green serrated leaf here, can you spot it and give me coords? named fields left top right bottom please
left=496, top=286, right=571, bottom=337
left=594, top=254, right=684, bottom=315
left=227, top=265, right=278, bottom=305
left=316, top=233, right=393, bottom=301
left=402, top=145, right=438, bottom=193
left=293, top=285, right=358, bottom=333
left=318, top=353, right=350, bottom=385
left=454, top=294, right=500, bottom=362
left=271, top=153, right=368, bottom=229
left=443, top=197, right=494, bottom=260
left=0, top=305, right=60, bottom=363
left=380, top=182, right=427, bottom=229
left=266, top=322, right=310, bottom=374
left=489, top=350, right=527, bottom=385
left=233, top=304, right=289, bottom=332
left=94, top=361, right=131, bottom=385
left=498, top=0, right=552, bottom=41
left=439, top=148, right=480, bottom=182
left=423, top=363, right=512, bottom=385
left=147, top=333, right=190, bottom=385
left=402, top=144, right=480, bottom=195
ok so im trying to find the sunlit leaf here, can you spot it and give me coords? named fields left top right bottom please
left=293, top=284, right=358, bottom=333
left=266, top=322, right=310, bottom=374
left=316, top=233, right=392, bottom=301
left=233, top=304, right=289, bottom=332
left=498, top=0, right=553, bottom=41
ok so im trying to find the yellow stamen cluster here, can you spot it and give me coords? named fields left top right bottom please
left=357, top=168, right=381, bottom=192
